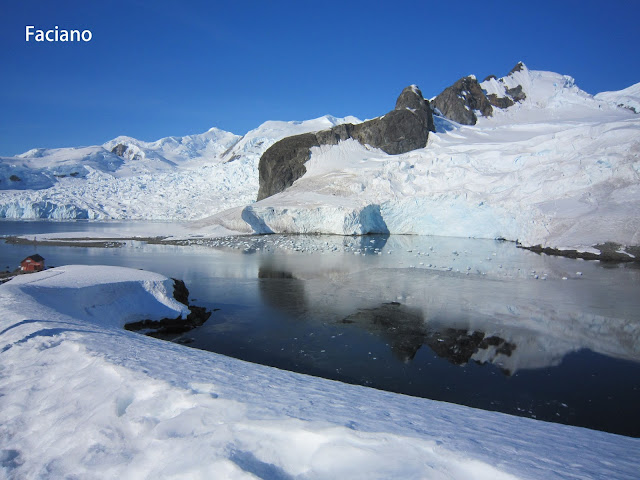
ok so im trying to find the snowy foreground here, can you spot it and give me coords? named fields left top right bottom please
left=1, top=266, right=639, bottom=479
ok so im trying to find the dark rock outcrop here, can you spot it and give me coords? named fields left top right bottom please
left=433, top=63, right=529, bottom=124
left=487, top=93, right=515, bottom=109
left=509, top=61, right=526, bottom=74
left=111, top=143, right=128, bottom=157
left=432, top=76, right=494, bottom=125
left=172, top=278, right=190, bottom=305
left=257, top=85, right=434, bottom=200
left=124, top=278, right=212, bottom=336
left=257, top=133, right=319, bottom=201
left=486, top=84, right=526, bottom=109
left=505, top=84, right=526, bottom=102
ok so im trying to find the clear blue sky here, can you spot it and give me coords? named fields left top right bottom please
left=1, top=0, right=639, bottom=156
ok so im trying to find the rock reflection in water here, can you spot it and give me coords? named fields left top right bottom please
left=342, top=302, right=425, bottom=362
left=341, top=302, right=517, bottom=374
left=258, top=263, right=308, bottom=316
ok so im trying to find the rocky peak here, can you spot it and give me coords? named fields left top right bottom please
left=432, top=75, right=493, bottom=125
left=395, top=85, right=429, bottom=112
left=509, top=61, right=526, bottom=74
left=433, top=63, right=530, bottom=124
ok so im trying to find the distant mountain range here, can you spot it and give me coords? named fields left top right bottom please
left=1, top=63, right=639, bottom=257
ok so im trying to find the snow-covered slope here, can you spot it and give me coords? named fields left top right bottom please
left=0, top=146, right=125, bottom=191
left=0, top=116, right=358, bottom=220
left=1, top=265, right=638, bottom=479
left=204, top=65, right=640, bottom=252
left=220, top=115, right=361, bottom=164
left=102, top=126, right=241, bottom=171
left=595, top=82, right=640, bottom=113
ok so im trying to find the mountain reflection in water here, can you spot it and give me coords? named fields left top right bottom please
left=342, top=302, right=516, bottom=373
left=223, top=240, right=640, bottom=437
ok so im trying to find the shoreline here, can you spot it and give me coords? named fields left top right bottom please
left=4, top=232, right=640, bottom=264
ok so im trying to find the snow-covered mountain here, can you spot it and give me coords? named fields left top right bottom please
left=203, top=64, right=640, bottom=255
left=0, top=116, right=358, bottom=220
left=103, top=127, right=241, bottom=171
left=1, top=63, right=639, bottom=254
left=1, top=127, right=241, bottom=192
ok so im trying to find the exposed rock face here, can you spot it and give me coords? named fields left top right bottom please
left=487, top=93, right=515, bottom=109
left=257, top=85, right=434, bottom=200
left=432, top=76, right=493, bottom=125
left=509, top=61, right=525, bottom=74
left=111, top=143, right=128, bottom=157
left=433, top=63, right=528, bottom=124
left=257, top=133, right=319, bottom=201
left=505, top=84, right=526, bottom=102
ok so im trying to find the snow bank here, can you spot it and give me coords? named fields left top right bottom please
left=4, top=265, right=189, bottom=327
left=1, top=266, right=639, bottom=479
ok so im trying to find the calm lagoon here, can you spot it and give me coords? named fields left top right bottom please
left=2, top=220, right=639, bottom=436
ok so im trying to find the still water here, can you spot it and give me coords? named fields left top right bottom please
left=2, top=220, right=639, bottom=437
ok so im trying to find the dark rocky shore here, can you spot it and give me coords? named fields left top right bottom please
left=518, top=241, right=640, bottom=263
left=124, top=278, right=212, bottom=337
